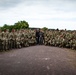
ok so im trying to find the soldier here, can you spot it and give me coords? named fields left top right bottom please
left=5, top=29, right=10, bottom=50
left=39, top=29, right=44, bottom=45
left=11, top=29, right=16, bottom=49
left=24, top=30, right=29, bottom=47
left=15, top=30, right=21, bottom=48
left=29, top=33, right=36, bottom=46
left=44, top=36, right=49, bottom=45
left=71, top=39, right=76, bottom=50
left=1, top=31, right=6, bottom=50
left=0, top=29, right=3, bottom=51
left=36, top=29, right=40, bottom=44
left=9, top=31, right=14, bottom=49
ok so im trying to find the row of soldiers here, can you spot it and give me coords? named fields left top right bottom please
left=0, top=29, right=36, bottom=51
left=44, top=30, right=76, bottom=50
left=0, top=29, right=76, bottom=51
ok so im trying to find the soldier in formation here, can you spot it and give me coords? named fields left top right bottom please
left=0, top=28, right=76, bottom=51
left=0, top=29, right=37, bottom=51
left=44, top=30, right=76, bottom=50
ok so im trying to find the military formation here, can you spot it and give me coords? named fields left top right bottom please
left=0, top=29, right=36, bottom=51
left=0, top=29, right=76, bottom=51
left=44, top=30, right=76, bottom=50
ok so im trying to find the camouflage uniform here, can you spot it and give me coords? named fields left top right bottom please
left=24, top=31, right=29, bottom=47
left=0, top=31, right=3, bottom=51
left=1, top=32, right=6, bottom=50
left=16, top=31, right=21, bottom=48
left=5, top=30, right=10, bottom=50
left=9, top=32, right=14, bottom=49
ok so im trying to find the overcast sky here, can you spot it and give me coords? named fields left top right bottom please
left=0, top=0, right=76, bottom=30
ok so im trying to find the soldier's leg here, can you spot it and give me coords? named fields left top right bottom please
left=0, top=41, right=2, bottom=51
left=9, top=40, right=11, bottom=50
left=3, top=41, right=6, bottom=51
left=10, top=40, right=13, bottom=49
left=0, top=40, right=1, bottom=51
left=5, top=40, right=9, bottom=50
left=13, top=40, right=16, bottom=49
left=25, top=41, right=29, bottom=47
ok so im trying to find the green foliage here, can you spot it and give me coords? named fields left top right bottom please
left=1, top=20, right=29, bottom=31
left=42, top=27, right=48, bottom=31
left=14, top=20, right=29, bottom=29
left=1, top=24, right=9, bottom=31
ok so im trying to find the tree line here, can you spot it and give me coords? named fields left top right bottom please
left=0, top=20, right=49, bottom=32
left=0, top=20, right=29, bottom=32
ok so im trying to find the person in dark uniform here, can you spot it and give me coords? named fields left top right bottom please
left=39, top=29, right=44, bottom=45
left=36, top=29, right=40, bottom=44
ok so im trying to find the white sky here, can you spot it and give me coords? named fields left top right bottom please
left=0, top=0, right=76, bottom=30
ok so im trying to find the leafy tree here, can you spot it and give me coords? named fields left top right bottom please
left=14, top=20, right=29, bottom=29
left=42, top=27, right=48, bottom=31
left=1, top=20, right=29, bottom=31
left=1, top=24, right=8, bottom=31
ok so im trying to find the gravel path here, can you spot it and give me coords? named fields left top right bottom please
left=0, top=45, right=76, bottom=75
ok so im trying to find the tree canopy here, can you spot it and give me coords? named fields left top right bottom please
left=0, top=20, right=29, bottom=31
left=42, top=27, right=48, bottom=31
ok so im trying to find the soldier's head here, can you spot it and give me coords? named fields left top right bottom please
left=36, top=28, right=40, bottom=32
left=40, top=29, right=44, bottom=33
left=12, top=29, right=15, bottom=33
left=3, top=28, right=6, bottom=32
left=6, top=29, right=9, bottom=32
